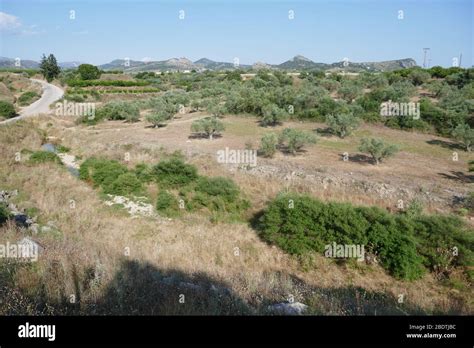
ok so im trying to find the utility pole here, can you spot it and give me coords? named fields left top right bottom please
left=459, top=53, right=462, bottom=67
left=423, top=48, right=430, bottom=68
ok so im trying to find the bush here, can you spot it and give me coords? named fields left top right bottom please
left=256, top=193, right=474, bottom=280
left=259, top=133, right=279, bottom=158
left=191, top=117, right=225, bottom=140
left=152, top=158, right=198, bottom=188
left=155, top=190, right=179, bottom=217
left=358, top=138, right=399, bottom=165
left=95, top=101, right=140, bottom=123
left=325, top=113, right=360, bottom=138
left=67, top=80, right=150, bottom=87
left=279, top=128, right=317, bottom=155
left=338, top=84, right=362, bottom=102
left=79, top=158, right=128, bottom=192
left=17, top=91, right=39, bottom=106
left=404, top=199, right=424, bottom=217
left=411, top=215, right=474, bottom=277
left=29, top=151, right=62, bottom=165
left=408, top=69, right=431, bottom=86
left=108, top=173, right=143, bottom=196
left=191, top=176, right=249, bottom=221
left=134, top=163, right=153, bottom=183
left=0, top=203, right=10, bottom=225
left=195, top=176, right=240, bottom=202
left=0, top=101, right=16, bottom=119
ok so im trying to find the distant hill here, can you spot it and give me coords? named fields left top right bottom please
left=0, top=57, right=39, bottom=69
left=277, top=55, right=328, bottom=70
left=194, top=58, right=251, bottom=71
left=0, top=57, right=86, bottom=69
left=0, top=55, right=419, bottom=72
left=328, top=58, right=417, bottom=72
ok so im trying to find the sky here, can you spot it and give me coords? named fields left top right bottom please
left=0, top=0, right=472, bottom=67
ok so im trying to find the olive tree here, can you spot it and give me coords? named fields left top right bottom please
left=261, top=103, right=286, bottom=127
left=452, top=123, right=474, bottom=152
left=146, top=111, right=169, bottom=128
left=191, top=117, right=225, bottom=140
left=358, top=137, right=399, bottom=165
left=259, top=132, right=279, bottom=158
left=325, top=113, right=360, bottom=138
left=279, top=128, right=317, bottom=155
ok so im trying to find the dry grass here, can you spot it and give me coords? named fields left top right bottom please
left=0, top=117, right=472, bottom=315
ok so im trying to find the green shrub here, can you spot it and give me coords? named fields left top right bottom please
left=0, top=101, right=16, bottom=119
left=79, top=158, right=128, bottom=192
left=259, top=132, right=279, bottom=158
left=93, top=101, right=140, bottom=123
left=258, top=193, right=472, bottom=281
left=29, top=151, right=62, bottom=165
left=256, top=193, right=432, bottom=280
left=152, top=158, right=198, bottom=188
left=68, top=80, right=150, bottom=87
left=411, top=215, right=474, bottom=277
left=404, top=199, right=424, bottom=217
left=134, top=163, right=153, bottom=183
left=107, top=173, right=143, bottom=196
left=195, top=177, right=240, bottom=202
left=155, top=190, right=179, bottom=217
left=56, top=144, right=70, bottom=153
left=17, top=91, right=39, bottom=106
left=0, top=203, right=10, bottom=225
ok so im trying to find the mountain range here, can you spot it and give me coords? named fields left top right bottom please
left=0, top=55, right=417, bottom=72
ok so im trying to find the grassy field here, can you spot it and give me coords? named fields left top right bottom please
left=0, top=111, right=472, bottom=315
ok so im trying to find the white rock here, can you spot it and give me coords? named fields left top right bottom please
left=267, top=302, right=308, bottom=315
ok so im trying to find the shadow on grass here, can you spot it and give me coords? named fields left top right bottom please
left=0, top=258, right=464, bottom=315
left=187, top=134, right=223, bottom=140
left=426, top=139, right=465, bottom=151
left=314, top=127, right=334, bottom=137
left=348, top=153, right=374, bottom=165
left=438, top=171, right=474, bottom=184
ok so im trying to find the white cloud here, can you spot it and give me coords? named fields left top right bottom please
left=0, top=12, right=21, bottom=31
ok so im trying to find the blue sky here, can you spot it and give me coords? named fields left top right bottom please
left=1, top=0, right=472, bottom=67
